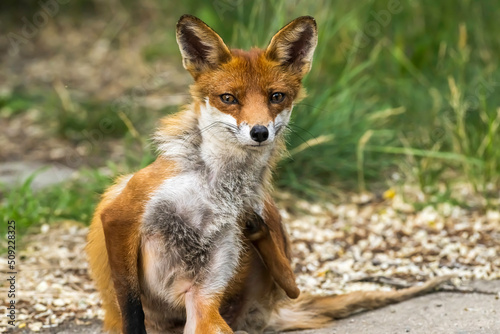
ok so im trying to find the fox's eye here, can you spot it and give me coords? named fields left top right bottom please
left=270, top=92, right=285, bottom=104
left=220, top=94, right=238, bottom=105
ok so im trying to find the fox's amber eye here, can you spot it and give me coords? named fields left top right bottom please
left=270, top=92, right=285, bottom=103
left=220, top=94, right=238, bottom=105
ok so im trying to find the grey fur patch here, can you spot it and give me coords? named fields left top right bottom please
left=144, top=200, right=221, bottom=273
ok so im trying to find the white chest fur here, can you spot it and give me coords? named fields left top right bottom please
left=140, top=158, right=265, bottom=308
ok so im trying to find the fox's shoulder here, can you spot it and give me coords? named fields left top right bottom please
left=99, top=157, right=179, bottom=225
left=99, top=105, right=201, bottom=225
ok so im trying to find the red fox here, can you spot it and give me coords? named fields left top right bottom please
left=86, top=14, right=452, bottom=334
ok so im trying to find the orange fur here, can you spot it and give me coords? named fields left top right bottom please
left=185, top=292, right=232, bottom=334
left=87, top=174, right=132, bottom=332
left=267, top=275, right=455, bottom=331
left=87, top=158, right=178, bottom=332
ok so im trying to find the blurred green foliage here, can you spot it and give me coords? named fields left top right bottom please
left=0, top=169, right=109, bottom=239
left=1, top=0, right=499, bottom=236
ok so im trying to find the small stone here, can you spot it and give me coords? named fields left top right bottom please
left=486, top=210, right=500, bottom=221
left=29, top=322, right=43, bottom=331
left=36, top=281, right=49, bottom=293
left=41, top=224, right=50, bottom=233
left=34, top=304, right=47, bottom=312
left=53, top=299, right=66, bottom=307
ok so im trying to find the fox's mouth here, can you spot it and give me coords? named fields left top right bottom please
left=247, top=143, right=269, bottom=148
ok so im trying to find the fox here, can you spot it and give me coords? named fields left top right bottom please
left=86, top=14, right=453, bottom=334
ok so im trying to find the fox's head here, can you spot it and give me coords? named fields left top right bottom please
left=176, top=15, right=318, bottom=151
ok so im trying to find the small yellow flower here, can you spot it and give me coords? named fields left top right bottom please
left=383, top=188, right=396, bottom=199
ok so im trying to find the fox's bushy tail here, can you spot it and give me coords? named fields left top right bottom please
left=266, top=275, right=453, bottom=332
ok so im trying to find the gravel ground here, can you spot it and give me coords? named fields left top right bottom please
left=11, top=281, right=500, bottom=334
left=1, top=194, right=499, bottom=332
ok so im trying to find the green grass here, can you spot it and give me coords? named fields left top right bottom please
left=1, top=0, right=499, bottom=239
left=0, top=169, right=110, bottom=241
left=0, top=148, right=157, bottom=242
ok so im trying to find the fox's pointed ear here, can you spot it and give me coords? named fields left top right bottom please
left=176, top=15, right=232, bottom=78
left=265, top=16, right=318, bottom=77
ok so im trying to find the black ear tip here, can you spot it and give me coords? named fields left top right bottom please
left=177, top=14, right=202, bottom=27
left=296, top=16, right=317, bottom=29
left=178, top=14, right=198, bottom=21
left=300, top=15, right=316, bottom=21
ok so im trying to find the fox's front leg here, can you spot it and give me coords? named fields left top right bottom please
left=244, top=196, right=299, bottom=299
left=184, top=230, right=241, bottom=334
left=184, top=289, right=232, bottom=334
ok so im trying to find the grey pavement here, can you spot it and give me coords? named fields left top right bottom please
left=0, top=161, right=75, bottom=190
left=291, top=280, right=500, bottom=334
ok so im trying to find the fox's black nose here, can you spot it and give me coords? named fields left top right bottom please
left=250, top=125, right=269, bottom=143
